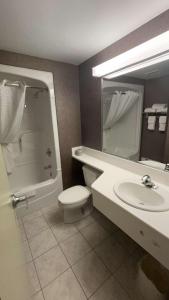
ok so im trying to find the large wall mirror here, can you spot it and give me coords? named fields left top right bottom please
left=101, top=59, right=169, bottom=170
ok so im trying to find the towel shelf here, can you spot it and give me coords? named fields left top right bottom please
left=143, top=111, right=167, bottom=118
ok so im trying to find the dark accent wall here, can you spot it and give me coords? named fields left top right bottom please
left=79, top=10, right=169, bottom=150
left=141, top=75, right=169, bottom=162
left=0, top=50, right=81, bottom=189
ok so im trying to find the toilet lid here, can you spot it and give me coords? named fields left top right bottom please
left=58, top=185, right=90, bottom=205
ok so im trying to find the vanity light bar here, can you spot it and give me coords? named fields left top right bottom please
left=92, top=30, right=169, bottom=78
left=105, top=51, right=169, bottom=79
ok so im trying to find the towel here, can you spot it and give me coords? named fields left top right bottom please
left=148, top=116, right=156, bottom=131
left=144, top=108, right=155, bottom=113
left=159, top=116, right=167, bottom=132
left=152, top=103, right=167, bottom=110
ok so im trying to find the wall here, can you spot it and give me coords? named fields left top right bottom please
left=0, top=50, right=81, bottom=188
left=141, top=75, right=169, bottom=162
left=79, top=9, right=169, bottom=150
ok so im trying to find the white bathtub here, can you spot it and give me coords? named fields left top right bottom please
left=15, top=170, right=62, bottom=217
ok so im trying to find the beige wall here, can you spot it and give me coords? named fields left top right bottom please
left=0, top=51, right=82, bottom=188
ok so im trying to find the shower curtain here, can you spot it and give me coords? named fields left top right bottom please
left=103, top=90, right=139, bottom=130
left=0, top=80, right=26, bottom=174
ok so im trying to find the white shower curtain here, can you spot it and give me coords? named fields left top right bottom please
left=103, top=90, right=139, bottom=130
left=0, top=80, right=26, bottom=174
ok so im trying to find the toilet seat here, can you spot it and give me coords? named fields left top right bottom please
left=58, top=185, right=91, bottom=208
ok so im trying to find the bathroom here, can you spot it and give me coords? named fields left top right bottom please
left=0, top=2, right=169, bottom=300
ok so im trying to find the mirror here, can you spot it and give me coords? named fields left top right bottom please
left=102, top=58, right=169, bottom=170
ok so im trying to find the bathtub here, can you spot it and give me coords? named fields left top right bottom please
left=15, top=170, right=63, bottom=217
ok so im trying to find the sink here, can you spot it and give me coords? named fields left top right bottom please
left=113, top=181, right=169, bottom=212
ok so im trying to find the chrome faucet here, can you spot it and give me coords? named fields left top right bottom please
left=141, top=175, right=156, bottom=188
left=165, top=163, right=169, bottom=171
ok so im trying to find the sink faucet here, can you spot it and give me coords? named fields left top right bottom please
left=165, top=163, right=169, bottom=171
left=141, top=175, right=156, bottom=188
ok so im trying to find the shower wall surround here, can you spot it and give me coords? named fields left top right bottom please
left=79, top=9, right=169, bottom=150
left=0, top=51, right=81, bottom=188
left=8, top=86, right=57, bottom=191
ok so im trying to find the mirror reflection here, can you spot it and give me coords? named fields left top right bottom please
left=102, top=59, right=169, bottom=170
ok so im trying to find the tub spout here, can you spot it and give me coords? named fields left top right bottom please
left=11, top=194, right=27, bottom=208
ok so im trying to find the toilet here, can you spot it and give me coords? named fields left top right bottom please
left=58, top=164, right=101, bottom=223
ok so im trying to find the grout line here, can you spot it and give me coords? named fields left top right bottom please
left=23, top=206, right=138, bottom=299
left=113, top=274, right=134, bottom=300
left=33, top=246, right=70, bottom=292
left=39, top=265, right=71, bottom=292
left=30, top=260, right=42, bottom=296
left=79, top=228, right=111, bottom=250
left=31, top=244, right=58, bottom=261
left=87, top=274, right=112, bottom=299
left=58, top=241, right=88, bottom=299
left=70, top=266, right=88, bottom=299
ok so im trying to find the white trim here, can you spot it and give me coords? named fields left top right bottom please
left=92, top=31, right=169, bottom=78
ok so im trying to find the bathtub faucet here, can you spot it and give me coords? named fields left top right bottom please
left=11, top=194, right=27, bottom=208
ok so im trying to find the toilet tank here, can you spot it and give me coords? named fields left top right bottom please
left=82, top=165, right=101, bottom=187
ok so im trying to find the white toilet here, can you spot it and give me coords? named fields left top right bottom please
left=58, top=164, right=100, bottom=223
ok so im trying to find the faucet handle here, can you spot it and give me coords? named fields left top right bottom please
left=142, top=174, right=151, bottom=184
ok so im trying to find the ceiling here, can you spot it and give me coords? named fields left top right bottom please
left=0, top=1, right=169, bottom=65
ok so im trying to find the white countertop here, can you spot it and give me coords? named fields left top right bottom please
left=72, top=146, right=169, bottom=241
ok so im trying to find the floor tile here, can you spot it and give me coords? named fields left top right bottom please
left=75, top=214, right=95, bottom=230
left=42, top=204, right=63, bottom=226
left=24, top=216, right=49, bottom=239
left=34, top=246, right=69, bottom=288
left=22, top=210, right=42, bottom=223
left=60, top=232, right=91, bottom=265
left=32, top=291, right=44, bottom=300
left=15, top=214, right=23, bottom=226
left=29, top=229, right=57, bottom=259
left=95, top=237, right=129, bottom=273
left=80, top=222, right=109, bottom=248
left=114, top=229, right=138, bottom=254
left=92, top=209, right=119, bottom=233
left=43, top=269, right=86, bottom=300
left=72, top=251, right=110, bottom=298
left=90, top=276, right=130, bottom=300
left=27, top=262, right=41, bottom=295
left=19, top=223, right=27, bottom=241
left=22, top=239, right=32, bottom=263
left=52, top=222, right=78, bottom=242
left=115, top=251, right=146, bottom=300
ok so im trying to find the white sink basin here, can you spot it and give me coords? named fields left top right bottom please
left=114, top=181, right=169, bottom=212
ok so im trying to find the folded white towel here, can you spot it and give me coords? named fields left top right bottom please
left=159, top=116, right=167, bottom=132
left=144, top=107, right=155, bottom=113
left=156, top=107, right=168, bottom=113
left=148, top=116, right=156, bottom=130
left=152, top=104, right=167, bottom=110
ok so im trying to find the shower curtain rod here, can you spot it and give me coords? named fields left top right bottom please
left=5, top=81, right=48, bottom=91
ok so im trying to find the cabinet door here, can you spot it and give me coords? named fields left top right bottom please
left=0, top=146, right=29, bottom=300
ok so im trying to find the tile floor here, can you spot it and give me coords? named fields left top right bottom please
left=17, top=202, right=149, bottom=300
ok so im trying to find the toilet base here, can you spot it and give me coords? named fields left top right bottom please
left=63, top=198, right=93, bottom=223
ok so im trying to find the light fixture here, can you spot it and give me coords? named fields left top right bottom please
left=92, top=31, right=169, bottom=78
left=105, top=52, right=169, bottom=79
